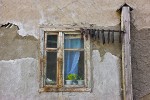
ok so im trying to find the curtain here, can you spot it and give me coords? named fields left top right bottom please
left=64, top=38, right=82, bottom=78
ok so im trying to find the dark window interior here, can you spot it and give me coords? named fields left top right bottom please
left=46, top=51, right=57, bottom=85
left=47, top=35, right=57, bottom=48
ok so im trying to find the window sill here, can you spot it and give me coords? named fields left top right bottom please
left=39, top=86, right=91, bottom=92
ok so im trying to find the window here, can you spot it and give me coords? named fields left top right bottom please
left=39, top=28, right=91, bottom=92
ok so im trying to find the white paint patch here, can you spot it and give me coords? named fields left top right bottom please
left=0, top=57, right=36, bottom=63
left=12, top=21, right=39, bottom=39
left=0, top=21, right=39, bottom=39
left=92, top=50, right=121, bottom=100
left=0, top=57, right=38, bottom=100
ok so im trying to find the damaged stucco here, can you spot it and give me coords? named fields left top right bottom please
left=1, top=0, right=150, bottom=100
left=1, top=0, right=150, bottom=38
left=0, top=26, right=38, bottom=60
left=0, top=51, right=121, bottom=100
left=0, top=58, right=39, bottom=100
left=0, top=0, right=124, bottom=38
left=92, top=50, right=121, bottom=100
left=0, top=25, right=122, bottom=100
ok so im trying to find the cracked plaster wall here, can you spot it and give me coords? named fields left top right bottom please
left=0, top=52, right=121, bottom=100
left=0, top=0, right=123, bottom=99
left=1, top=0, right=150, bottom=38
left=1, top=0, right=150, bottom=100
left=0, top=26, right=122, bottom=100
left=0, top=26, right=38, bottom=60
left=0, top=0, right=124, bottom=38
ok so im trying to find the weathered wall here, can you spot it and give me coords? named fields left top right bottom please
left=1, top=0, right=150, bottom=100
left=131, top=24, right=150, bottom=100
left=127, top=0, right=150, bottom=99
left=0, top=0, right=123, bottom=100
left=0, top=51, right=121, bottom=100
left=0, top=26, right=38, bottom=60
left=0, top=0, right=123, bottom=38
left=0, top=26, right=122, bottom=100
left=127, top=0, right=150, bottom=30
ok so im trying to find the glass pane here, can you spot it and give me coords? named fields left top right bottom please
left=64, top=34, right=84, bottom=49
left=64, top=51, right=84, bottom=85
left=47, top=35, right=57, bottom=48
left=46, top=51, right=57, bottom=85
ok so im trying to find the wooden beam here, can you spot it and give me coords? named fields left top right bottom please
left=121, top=7, right=133, bottom=100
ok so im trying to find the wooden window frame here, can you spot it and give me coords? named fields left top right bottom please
left=39, top=27, right=92, bottom=92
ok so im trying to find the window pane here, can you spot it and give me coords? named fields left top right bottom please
left=64, top=51, right=84, bottom=85
left=46, top=51, right=57, bottom=85
left=47, top=35, right=57, bottom=48
left=64, top=34, right=84, bottom=49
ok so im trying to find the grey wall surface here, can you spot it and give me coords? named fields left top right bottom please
left=0, top=26, right=122, bottom=100
left=131, top=24, right=150, bottom=100
left=1, top=0, right=150, bottom=100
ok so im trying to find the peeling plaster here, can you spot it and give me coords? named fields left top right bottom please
left=1, top=0, right=150, bottom=99
left=92, top=50, right=121, bottom=100
left=11, top=21, right=38, bottom=39
left=0, top=57, right=36, bottom=63
left=0, top=0, right=125, bottom=99
left=0, top=57, right=39, bottom=100
left=0, top=52, right=122, bottom=100
left=0, top=22, right=38, bottom=39
left=0, top=0, right=124, bottom=39
left=0, top=27, right=38, bottom=60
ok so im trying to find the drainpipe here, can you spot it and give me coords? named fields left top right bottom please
left=117, top=3, right=133, bottom=100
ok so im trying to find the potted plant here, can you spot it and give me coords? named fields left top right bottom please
left=77, top=76, right=84, bottom=85
left=72, top=74, right=78, bottom=85
left=65, top=74, right=78, bottom=85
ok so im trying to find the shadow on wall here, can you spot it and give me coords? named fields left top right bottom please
left=131, top=23, right=150, bottom=100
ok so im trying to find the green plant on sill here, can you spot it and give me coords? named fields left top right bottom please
left=66, top=74, right=78, bottom=80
